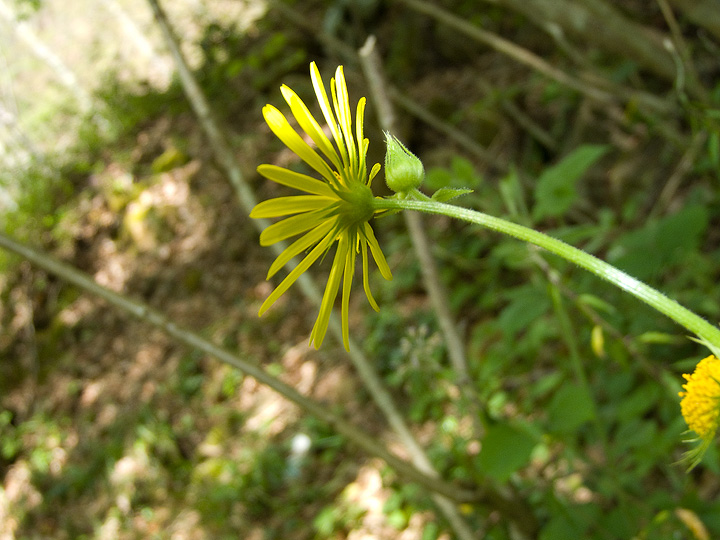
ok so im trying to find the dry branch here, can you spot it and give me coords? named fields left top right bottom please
left=668, top=0, right=720, bottom=41
left=0, top=231, right=478, bottom=503
left=360, top=37, right=478, bottom=540
left=397, top=0, right=678, bottom=114
left=479, top=0, right=706, bottom=99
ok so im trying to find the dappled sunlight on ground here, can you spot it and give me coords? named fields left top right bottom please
left=0, top=461, right=42, bottom=539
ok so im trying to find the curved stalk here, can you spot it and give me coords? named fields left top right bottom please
left=373, top=197, right=720, bottom=347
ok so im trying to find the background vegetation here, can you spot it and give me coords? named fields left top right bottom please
left=1, top=0, right=720, bottom=538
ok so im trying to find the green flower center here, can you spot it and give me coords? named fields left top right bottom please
left=336, top=182, right=375, bottom=229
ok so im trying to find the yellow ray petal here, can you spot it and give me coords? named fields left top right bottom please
left=250, top=195, right=332, bottom=218
left=257, top=165, right=335, bottom=196
left=341, top=233, right=357, bottom=350
left=330, top=78, right=355, bottom=171
left=360, top=239, right=380, bottom=312
left=356, top=97, right=365, bottom=155
left=362, top=222, right=392, bottom=280
left=331, top=68, right=357, bottom=172
left=355, top=99, right=368, bottom=181
left=309, top=234, right=348, bottom=349
left=267, top=219, right=336, bottom=278
left=263, top=105, right=335, bottom=182
left=280, top=86, right=343, bottom=171
left=259, top=210, right=329, bottom=246
left=310, top=62, right=348, bottom=167
left=368, top=162, right=381, bottom=187
left=259, top=229, right=336, bottom=316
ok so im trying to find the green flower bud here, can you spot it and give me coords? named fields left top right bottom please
left=384, top=132, right=424, bottom=194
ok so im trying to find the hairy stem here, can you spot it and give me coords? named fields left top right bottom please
left=374, top=198, right=720, bottom=347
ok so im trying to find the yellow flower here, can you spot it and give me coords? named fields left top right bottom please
left=679, top=355, right=720, bottom=441
left=250, top=62, right=392, bottom=351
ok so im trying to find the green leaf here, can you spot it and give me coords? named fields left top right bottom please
left=425, top=157, right=481, bottom=191
left=576, top=293, right=617, bottom=315
left=430, top=187, right=473, bottom=202
left=636, top=331, right=684, bottom=345
left=615, top=382, right=659, bottom=422
left=477, top=423, right=536, bottom=482
left=425, top=167, right=453, bottom=191
left=539, top=514, right=584, bottom=540
left=450, top=156, right=479, bottom=185
left=421, top=522, right=440, bottom=540
left=533, top=144, right=609, bottom=221
left=608, top=205, right=709, bottom=280
left=151, top=146, right=188, bottom=173
left=548, top=383, right=595, bottom=434
left=498, top=284, right=551, bottom=336
left=498, top=168, right=526, bottom=218
left=614, top=419, right=657, bottom=452
left=539, top=504, right=599, bottom=540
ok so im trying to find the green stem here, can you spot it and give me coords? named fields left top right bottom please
left=374, top=197, right=720, bottom=348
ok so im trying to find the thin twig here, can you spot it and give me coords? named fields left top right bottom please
left=361, top=43, right=477, bottom=534
left=360, top=37, right=496, bottom=540
left=146, top=0, right=258, bottom=220
left=386, top=86, right=503, bottom=169
left=395, top=0, right=676, bottom=115
left=396, top=0, right=610, bottom=103
left=267, top=0, right=357, bottom=60
left=649, top=130, right=707, bottom=219
left=0, top=231, right=479, bottom=503
left=667, top=0, right=720, bottom=42
left=360, top=37, right=474, bottom=400
left=486, top=87, right=558, bottom=151
left=655, top=0, right=708, bottom=103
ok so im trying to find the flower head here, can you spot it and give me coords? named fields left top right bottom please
left=679, top=355, right=720, bottom=441
left=250, top=62, right=392, bottom=350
